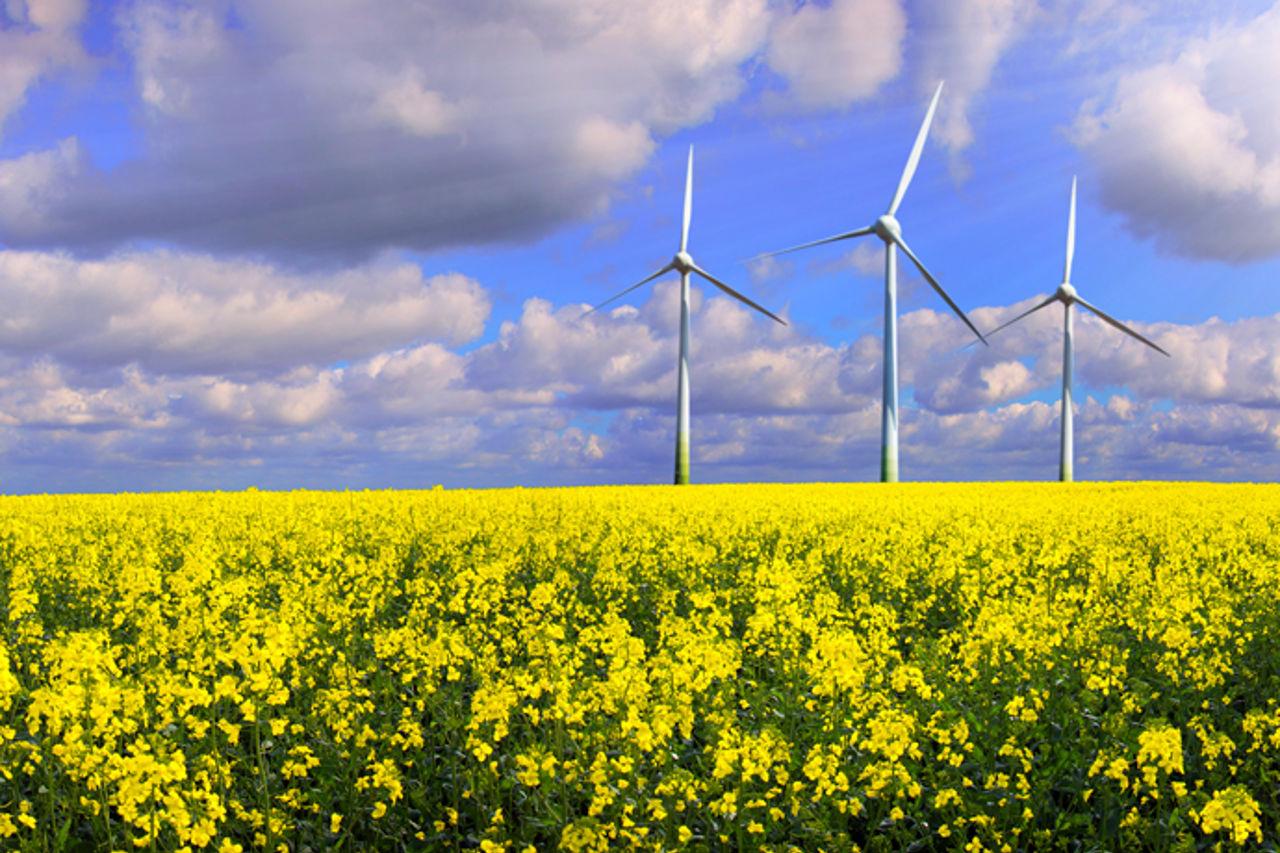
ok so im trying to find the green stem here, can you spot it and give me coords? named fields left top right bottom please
left=254, top=705, right=273, bottom=851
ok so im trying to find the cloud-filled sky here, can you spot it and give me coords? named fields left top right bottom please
left=2, top=0, right=1280, bottom=491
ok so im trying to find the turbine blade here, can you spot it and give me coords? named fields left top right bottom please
left=581, top=263, right=674, bottom=318
left=892, top=234, right=987, bottom=345
left=984, top=295, right=1059, bottom=339
left=745, top=226, right=874, bottom=263
left=1064, top=176, right=1077, bottom=283
left=691, top=264, right=787, bottom=325
left=681, top=146, right=693, bottom=253
left=887, top=81, right=944, bottom=216
left=1075, top=296, right=1171, bottom=356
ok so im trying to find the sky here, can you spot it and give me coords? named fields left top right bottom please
left=2, top=0, right=1280, bottom=491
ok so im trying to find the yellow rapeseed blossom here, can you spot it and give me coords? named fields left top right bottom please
left=1196, top=786, right=1263, bottom=844
left=1, top=484, right=1279, bottom=848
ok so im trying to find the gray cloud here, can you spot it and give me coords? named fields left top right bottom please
left=0, top=0, right=772, bottom=259
left=0, top=0, right=1089, bottom=266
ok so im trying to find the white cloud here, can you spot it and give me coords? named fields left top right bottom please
left=371, top=70, right=460, bottom=138
left=572, top=117, right=656, bottom=182
left=958, top=298, right=1280, bottom=411
left=818, top=241, right=883, bottom=277
left=181, top=368, right=348, bottom=429
left=0, top=359, right=169, bottom=430
left=746, top=254, right=793, bottom=284
left=766, top=0, right=906, bottom=110
left=0, top=138, right=82, bottom=233
left=2, top=264, right=1280, bottom=487
left=913, top=0, right=1038, bottom=159
left=24, top=0, right=86, bottom=30
left=466, top=279, right=865, bottom=415
left=123, top=1, right=229, bottom=117
left=0, top=250, right=490, bottom=375
left=918, top=357, right=1039, bottom=413
left=0, top=0, right=86, bottom=131
left=1073, top=3, right=1280, bottom=261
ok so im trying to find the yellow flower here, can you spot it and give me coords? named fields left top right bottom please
left=1137, top=724, right=1184, bottom=789
left=1197, top=786, right=1262, bottom=844
left=5, top=482, right=1280, bottom=849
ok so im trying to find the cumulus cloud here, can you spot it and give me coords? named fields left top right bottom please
left=466, top=279, right=860, bottom=414
left=578, top=393, right=1280, bottom=483
left=3, top=260, right=1280, bottom=487
left=0, top=263, right=871, bottom=487
left=765, top=0, right=906, bottom=110
left=0, top=138, right=83, bottom=230
left=0, top=359, right=169, bottom=430
left=0, top=0, right=87, bottom=131
left=918, top=357, right=1039, bottom=413
left=0, top=0, right=772, bottom=259
left=957, top=297, right=1280, bottom=411
left=1073, top=3, right=1280, bottom=261
left=0, top=250, right=490, bottom=376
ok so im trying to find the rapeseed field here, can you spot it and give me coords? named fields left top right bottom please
left=1, top=483, right=1278, bottom=850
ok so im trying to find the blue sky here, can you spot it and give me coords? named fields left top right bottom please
left=2, top=0, right=1280, bottom=491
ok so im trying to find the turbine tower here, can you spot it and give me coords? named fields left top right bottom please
left=982, top=177, right=1170, bottom=481
left=753, top=82, right=986, bottom=482
left=584, top=146, right=786, bottom=485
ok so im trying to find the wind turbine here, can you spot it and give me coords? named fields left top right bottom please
left=982, top=177, right=1170, bottom=481
left=584, top=146, right=786, bottom=485
left=752, top=82, right=986, bottom=482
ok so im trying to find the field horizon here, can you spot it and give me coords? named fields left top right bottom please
left=2, top=479, right=1272, bottom=500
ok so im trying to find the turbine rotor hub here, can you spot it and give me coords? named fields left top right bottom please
left=673, top=251, right=694, bottom=271
left=874, top=214, right=902, bottom=241
left=1057, top=282, right=1077, bottom=302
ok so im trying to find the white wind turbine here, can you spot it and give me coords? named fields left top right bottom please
left=583, top=146, right=786, bottom=485
left=752, top=82, right=987, bottom=482
left=982, top=177, right=1170, bottom=481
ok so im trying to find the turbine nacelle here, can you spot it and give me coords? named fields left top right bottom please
left=744, top=80, right=988, bottom=482
left=980, top=179, right=1171, bottom=357
left=672, top=250, right=695, bottom=272
left=873, top=214, right=902, bottom=242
